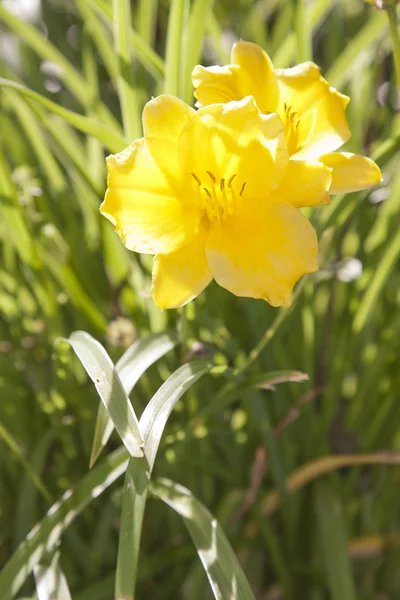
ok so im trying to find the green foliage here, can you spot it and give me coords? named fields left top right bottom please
left=0, top=0, right=399, bottom=598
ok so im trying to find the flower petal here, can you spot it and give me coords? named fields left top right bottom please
left=230, top=41, right=279, bottom=112
left=206, top=199, right=318, bottom=306
left=177, top=97, right=288, bottom=199
left=152, top=220, right=212, bottom=309
left=143, top=95, right=195, bottom=143
left=319, top=152, right=382, bottom=194
left=101, top=139, right=200, bottom=254
left=192, top=42, right=279, bottom=113
left=192, top=64, right=243, bottom=107
left=275, top=160, right=332, bottom=207
left=275, top=62, right=351, bottom=159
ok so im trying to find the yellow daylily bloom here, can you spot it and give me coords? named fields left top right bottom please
left=101, top=95, right=331, bottom=309
left=192, top=41, right=381, bottom=193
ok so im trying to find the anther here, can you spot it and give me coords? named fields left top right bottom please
left=290, top=112, right=297, bottom=122
left=203, top=187, right=212, bottom=200
left=191, top=172, right=201, bottom=185
left=228, top=174, right=236, bottom=188
left=206, top=171, right=216, bottom=183
left=284, top=102, right=287, bottom=112
left=239, top=182, right=247, bottom=196
left=220, top=178, right=225, bottom=191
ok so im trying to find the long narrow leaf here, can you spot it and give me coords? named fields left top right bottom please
left=0, top=78, right=126, bottom=153
left=115, top=360, right=210, bottom=600
left=62, top=331, right=144, bottom=458
left=0, top=447, right=128, bottom=600
left=90, top=332, right=177, bottom=467
left=91, top=0, right=165, bottom=80
left=164, top=0, right=188, bottom=96
left=34, top=552, right=72, bottom=600
left=113, top=0, right=141, bottom=140
left=315, top=482, right=356, bottom=600
left=150, top=477, right=256, bottom=600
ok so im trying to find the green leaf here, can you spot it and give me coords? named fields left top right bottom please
left=150, top=477, right=256, bottom=600
left=0, top=78, right=126, bottom=153
left=181, top=0, right=214, bottom=103
left=325, top=11, right=388, bottom=88
left=5, top=91, right=66, bottom=193
left=353, top=229, right=400, bottom=333
left=115, top=360, right=210, bottom=600
left=113, top=0, right=142, bottom=140
left=91, top=0, right=165, bottom=80
left=34, top=552, right=72, bottom=600
left=90, top=332, right=177, bottom=467
left=273, top=0, right=332, bottom=67
left=164, top=0, right=188, bottom=96
left=61, top=331, right=144, bottom=458
left=0, top=447, right=128, bottom=600
left=315, top=482, right=356, bottom=600
left=200, top=370, right=309, bottom=420
left=0, top=148, right=40, bottom=269
left=0, top=3, right=119, bottom=129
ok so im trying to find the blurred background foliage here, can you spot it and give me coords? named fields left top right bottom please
left=0, top=0, right=400, bottom=598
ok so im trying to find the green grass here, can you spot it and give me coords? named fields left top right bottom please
left=0, top=0, right=400, bottom=598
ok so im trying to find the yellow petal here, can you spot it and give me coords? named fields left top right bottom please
left=275, top=160, right=332, bottom=208
left=230, top=41, right=279, bottom=112
left=275, top=62, right=351, bottom=159
left=206, top=199, right=318, bottom=306
left=192, top=64, right=243, bottom=107
left=319, top=152, right=382, bottom=194
left=192, top=42, right=279, bottom=113
left=178, top=97, right=288, bottom=199
left=152, top=220, right=212, bottom=309
left=143, top=95, right=195, bottom=143
left=101, top=139, right=200, bottom=254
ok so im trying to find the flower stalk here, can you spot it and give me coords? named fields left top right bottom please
left=386, top=2, right=400, bottom=97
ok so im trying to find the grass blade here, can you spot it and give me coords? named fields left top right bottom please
left=113, top=0, right=141, bottom=140
left=181, top=0, right=214, bottom=103
left=325, top=11, right=388, bottom=88
left=34, top=552, right=72, bottom=600
left=91, top=0, right=165, bottom=80
left=150, top=477, right=256, bottom=600
left=164, top=0, right=188, bottom=96
left=262, top=452, right=400, bottom=516
left=0, top=447, right=128, bottom=600
left=0, top=3, right=119, bottom=129
left=62, top=331, right=144, bottom=458
left=315, top=482, right=356, bottom=600
left=0, top=78, right=126, bottom=153
left=0, top=147, right=40, bottom=269
left=353, top=229, right=400, bottom=333
left=115, top=361, right=210, bottom=600
left=90, top=332, right=177, bottom=467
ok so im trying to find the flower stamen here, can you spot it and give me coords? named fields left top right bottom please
left=206, top=170, right=216, bottom=183
left=239, top=182, right=246, bottom=196
left=191, top=172, right=201, bottom=185
left=228, top=174, right=236, bottom=187
left=203, top=187, right=212, bottom=200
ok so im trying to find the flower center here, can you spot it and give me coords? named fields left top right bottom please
left=283, top=103, right=301, bottom=155
left=191, top=170, right=246, bottom=222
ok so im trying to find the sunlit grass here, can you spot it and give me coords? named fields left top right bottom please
left=0, top=1, right=400, bottom=599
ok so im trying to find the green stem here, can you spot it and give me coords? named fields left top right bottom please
left=239, top=279, right=306, bottom=374
left=386, top=3, right=400, bottom=96
left=164, top=0, right=188, bottom=96
left=294, top=0, right=312, bottom=62
left=113, top=0, right=141, bottom=140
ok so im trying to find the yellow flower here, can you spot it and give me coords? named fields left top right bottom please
left=192, top=41, right=381, bottom=194
left=101, top=95, right=331, bottom=309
